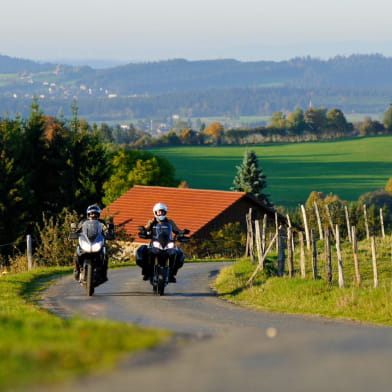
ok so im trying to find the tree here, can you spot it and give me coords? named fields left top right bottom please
left=385, top=178, right=392, bottom=194
left=0, top=118, right=28, bottom=253
left=287, top=108, right=305, bottom=134
left=102, top=149, right=179, bottom=205
left=326, top=108, right=352, bottom=136
left=304, top=107, right=328, bottom=134
left=127, top=158, right=162, bottom=186
left=178, top=128, right=200, bottom=145
left=0, top=101, right=113, bottom=258
left=202, top=122, right=224, bottom=144
left=66, top=116, right=111, bottom=213
left=270, top=111, right=288, bottom=130
left=231, top=149, right=272, bottom=206
left=359, top=117, right=384, bottom=136
left=382, top=104, right=392, bottom=132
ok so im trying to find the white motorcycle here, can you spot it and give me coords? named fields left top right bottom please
left=69, top=220, right=109, bottom=296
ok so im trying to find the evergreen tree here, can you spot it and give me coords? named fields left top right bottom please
left=0, top=118, right=28, bottom=253
left=231, top=149, right=272, bottom=206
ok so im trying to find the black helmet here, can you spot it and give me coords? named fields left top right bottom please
left=86, top=205, right=101, bottom=219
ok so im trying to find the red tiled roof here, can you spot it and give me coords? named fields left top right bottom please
left=102, top=185, right=247, bottom=242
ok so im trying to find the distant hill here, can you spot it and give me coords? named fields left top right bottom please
left=0, top=53, right=392, bottom=122
left=87, top=54, right=392, bottom=94
left=0, top=54, right=56, bottom=73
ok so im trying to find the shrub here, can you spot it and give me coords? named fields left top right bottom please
left=34, top=208, right=81, bottom=267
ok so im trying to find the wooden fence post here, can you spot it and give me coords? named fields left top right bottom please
left=351, top=226, right=362, bottom=288
left=275, top=212, right=279, bottom=254
left=26, top=235, right=33, bottom=271
left=286, top=213, right=295, bottom=253
left=335, top=225, right=345, bottom=288
left=246, top=231, right=279, bottom=286
left=299, top=231, right=306, bottom=278
left=278, top=228, right=286, bottom=277
left=246, top=209, right=255, bottom=263
left=380, top=208, right=385, bottom=239
left=325, top=204, right=336, bottom=240
left=363, top=204, right=370, bottom=240
left=287, top=227, right=294, bottom=277
left=255, top=220, right=264, bottom=270
left=314, top=201, right=324, bottom=240
left=325, top=227, right=332, bottom=284
left=262, top=214, right=267, bottom=254
left=344, top=205, right=352, bottom=242
left=301, top=204, right=310, bottom=250
left=311, top=229, right=318, bottom=279
left=371, top=236, right=379, bottom=288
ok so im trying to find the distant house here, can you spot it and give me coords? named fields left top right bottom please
left=103, top=185, right=286, bottom=245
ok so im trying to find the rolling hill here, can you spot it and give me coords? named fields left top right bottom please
left=0, top=53, right=391, bottom=122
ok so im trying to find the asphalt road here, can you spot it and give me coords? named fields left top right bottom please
left=40, top=262, right=392, bottom=392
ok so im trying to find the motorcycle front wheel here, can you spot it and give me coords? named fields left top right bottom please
left=157, top=275, right=165, bottom=296
left=85, top=263, right=94, bottom=296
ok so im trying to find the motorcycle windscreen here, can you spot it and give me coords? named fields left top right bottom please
left=82, top=220, right=102, bottom=241
left=152, top=223, right=173, bottom=246
left=79, top=220, right=105, bottom=252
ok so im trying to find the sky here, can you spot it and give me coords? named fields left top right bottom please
left=2, top=0, right=392, bottom=66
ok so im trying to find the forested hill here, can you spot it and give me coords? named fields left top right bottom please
left=91, top=55, right=392, bottom=93
left=2, top=53, right=392, bottom=92
left=1, top=53, right=392, bottom=120
left=0, top=54, right=61, bottom=73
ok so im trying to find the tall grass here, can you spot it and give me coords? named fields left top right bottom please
left=0, top=268, right=170, bottom=391
left=214, top=235, right=392, bottom=326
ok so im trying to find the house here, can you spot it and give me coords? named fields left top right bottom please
left=103, top=185, right=286, bottom=245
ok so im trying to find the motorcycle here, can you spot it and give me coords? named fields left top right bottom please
left=138, top=223, right=189, bottom=296
left=69, top=220, right=111, bottom=296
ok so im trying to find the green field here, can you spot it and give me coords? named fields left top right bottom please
left=148, top=136, right=392, bottom=208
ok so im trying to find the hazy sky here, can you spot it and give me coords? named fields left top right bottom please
left=2, top=0, right=392, bottom=65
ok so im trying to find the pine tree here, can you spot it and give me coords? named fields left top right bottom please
left=231, top=149, right=272, bottom=206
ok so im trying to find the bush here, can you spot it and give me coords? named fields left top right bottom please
left=34, top=208, right=81, bottom=267
left=33, top=208, right=133, bottom=267
left=182, top=222, right=246, bottom=259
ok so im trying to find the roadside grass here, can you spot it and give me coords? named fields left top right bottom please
left=213, top=238, right=392, bottom=326
left=148, top=135, right=392, bottom=208
left=0, top=267, right=170, bottom=391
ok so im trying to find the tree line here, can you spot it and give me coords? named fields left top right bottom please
left=0, top=100, right=178, bottom=261
left=102, top=105, right=392, bottom=147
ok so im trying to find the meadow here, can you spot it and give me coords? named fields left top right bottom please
left=0, top=267, right=170, bottom=390
left=148, top=136, right=392, bottom=208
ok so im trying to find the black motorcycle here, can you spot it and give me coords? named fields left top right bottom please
left=69, top=220, right=111, bottom=296
left=138, top=223, right=189, bottom=296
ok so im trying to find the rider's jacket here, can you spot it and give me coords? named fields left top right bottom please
left=144, top=218, right=180, bottom=237
left=76, top=219, right=113, bottom=238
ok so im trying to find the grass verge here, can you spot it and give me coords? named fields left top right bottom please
left=0, top=267, right=171, bottom=391
left=213, top=258, right=392, bottom=326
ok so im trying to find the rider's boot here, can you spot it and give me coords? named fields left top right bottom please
left=73, top=255, right=80, bottom=281
left=169, top=274, right=177, bottom=283
left=73, top=269, right=80, bottom=281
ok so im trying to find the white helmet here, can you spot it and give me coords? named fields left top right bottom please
left=153, top=202, right=168, bottom=221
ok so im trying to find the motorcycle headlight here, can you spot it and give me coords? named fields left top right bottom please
left=167, top=242, right=175, bottom=249
left=92, top=241, right=103, bottom=252
left=152, top=241, right=163, bottom=250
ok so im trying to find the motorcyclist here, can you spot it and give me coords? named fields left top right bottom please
left=73, top=205, right=114, bottom=282
left=136, top=202, right=186, bottom=283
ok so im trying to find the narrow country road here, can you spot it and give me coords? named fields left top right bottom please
left=40, top=262, right=392, bottom=392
